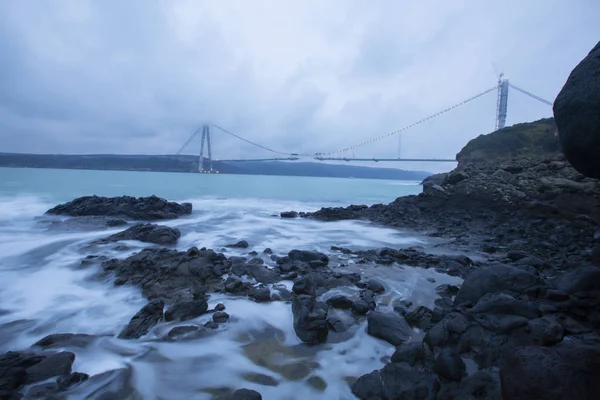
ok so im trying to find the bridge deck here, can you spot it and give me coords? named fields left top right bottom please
left=314, top=157, right=456, bottom=162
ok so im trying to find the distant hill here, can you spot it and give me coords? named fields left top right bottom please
left=0, top=153, right=432, bottom=181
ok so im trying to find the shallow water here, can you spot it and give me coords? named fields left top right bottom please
left=0, top=168, right=461, bottom=399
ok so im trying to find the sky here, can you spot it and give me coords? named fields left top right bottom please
left=1, top=0, right=599, bottom=173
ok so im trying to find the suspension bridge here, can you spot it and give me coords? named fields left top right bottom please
left=176, top=74, right=553, bottom=172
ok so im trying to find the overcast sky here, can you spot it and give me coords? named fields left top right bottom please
left=1, top=0, right=599, bottom=173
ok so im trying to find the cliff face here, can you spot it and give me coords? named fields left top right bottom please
left=455, top=118, right=558, bottom=167
left=423, top=118, right=600, bottom=218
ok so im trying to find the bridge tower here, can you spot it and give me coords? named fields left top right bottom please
left=198, top=124, right=213, bottom=172
left=495, top=73, right=509, bottom=130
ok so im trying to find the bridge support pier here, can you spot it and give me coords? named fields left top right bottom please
left=198, top=124, right=213, bottom=172
left=495, top=74, right=509, bottom=130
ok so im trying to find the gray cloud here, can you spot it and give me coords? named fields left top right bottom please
left=1, top=0, right=599, bottom=172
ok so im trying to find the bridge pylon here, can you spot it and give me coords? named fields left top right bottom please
left=495, top=73, right=509, bottom=130
left=198, top=124, right=213, bottom=173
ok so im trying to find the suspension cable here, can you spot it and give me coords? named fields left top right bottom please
left=509, top=84, right=553, bottom=106
left=211, top=123, right=296, bottom=156
left=176, top=127, right=201, bottom=155
left=315, top=86, right=497, bottom=156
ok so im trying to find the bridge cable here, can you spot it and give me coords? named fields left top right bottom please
left=176, top=127, right=201, bottom=155
left=508, top=84, right=553, bottom=106
left=211, top=123, right=298, bottom=156
left=315, top=86, right=498, bottom=156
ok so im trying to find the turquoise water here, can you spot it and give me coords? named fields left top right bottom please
left=0, top=167, right=459, bottom=400
left=0, top=167, right=422, bottom=205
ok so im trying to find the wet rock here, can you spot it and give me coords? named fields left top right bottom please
left=26, top=352, right=74, bottom=383
left=249, top=286, right=271, bottom=303
left=230, top=389, right=262, bottom=400
left=247, top=265, right=280, bottom=284
left=280, top=211, right=298, bottom=218
left=454, top=265, right=538, bottom=306
left=288, top=250, right=329, bottom=265
left=225, top=276, right=246, bottom=294
left=352, top=362, right=439, bottom=400
left=327, top=317, right=347, bottom=333
left=26, top=382, right=60, bottom=399
left=242, top=372, right=278, bottom=386
left=263, top=248, right=272, bottom=254
left=32, top=333, right=96, bottom=349
left=214, top=303, right=226, bottom=311
left=102, top=247, right=228, bottom=301
left=164, top=325, right=207, bottom=341
left=390, top=341, right=426, bottom=366
left=554, top=265, right=600, bottom=294
left=292, top=295, right=329, bottom=344
left=404, top=306, right=434, bottom=331
left=469, top=293, right=539, bottom=319
left=366, top=279, right=385, bottom=294
left=118, top=300, right=164, bottom=339
left=436, top=368, right=501, bottom=400
left=499, top=338, right=600, bottom=400
left=525, top=316, right=565, bottom=346
left=326, top=295, right=353, bottom=310
left=204, top=321, right=219, bottom=329
left=165, top=300, right=208, bottom=322
left=227, top=240, right=249, bottom=249
left=97, top=223, right=181, bottom=245
left=367, top=311, right=412, bottom=346
left=0, top=367, right=28, bottom=392
left=554, top=40, right=600, bottom=179
left=433, top=347, right=466, bottom=382
left=213, top=312, right=230, bottom=323
left=57, top=372, right=89, bottom=389
left=45, top=195, right=192, bottom=220
left=0, top=391, right=23, bottom=400
left=351, top=300, right=371, bottom=316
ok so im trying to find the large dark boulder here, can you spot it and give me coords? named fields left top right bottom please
left=454, top=265, right=538, bottom=306
left=97, top=223, right=181, bottom=245
left=45, top=195, right=192, bottom=220
left=367, top=311, right=412, bottom=346
left=554, top=41, right=600, bottom=179
left=118, top=300, right=164, bottom=339
left=291, top=295, right=329, bottom=344
left=499, top=338, right=600, bottom=400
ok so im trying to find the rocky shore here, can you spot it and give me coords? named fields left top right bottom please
left=2, top=41, right=600, bottom=400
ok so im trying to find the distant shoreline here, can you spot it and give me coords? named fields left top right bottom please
left=0, top=153, right=433, bottom=181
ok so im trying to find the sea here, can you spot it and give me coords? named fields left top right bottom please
left=0, top=167, right=461, bottom=400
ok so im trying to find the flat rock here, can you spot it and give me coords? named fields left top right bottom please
left=45, top=195, right=192, bottom=220
left=97, top=223, right=181, bottom=245
left=367, top=311, right=412, bottom=346
left=26, top=352, right=75, bottom=383
left=288, top=250, right=329, bottom=265
left=32, top=333, right=97, bottom=349
left=164, top=300, right=208, bottom=322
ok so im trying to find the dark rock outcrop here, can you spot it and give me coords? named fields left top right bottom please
left=554, top=41, right=600, bottom=179
left=351, top=362, right=439, bottom=400
left=292, top=295, right=329, bottom=344
left=26, top=352, right=75, bottom=383
left=288, top=250, right=329, bottom=265
left=118, top=300, right=164, bottom=339
left=97, top=223, right=181, bottom=245
left=499, top=338, right=600, bottom=400
left=46, top=195, right=192, bottom=220
left=33, top=333, right=96, bottom=349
